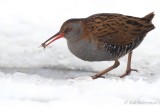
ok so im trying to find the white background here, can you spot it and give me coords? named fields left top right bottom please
left=0, top=0, right=160, bottom=107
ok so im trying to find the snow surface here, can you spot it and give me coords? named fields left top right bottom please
left=0, top=0, right=160, bottom=107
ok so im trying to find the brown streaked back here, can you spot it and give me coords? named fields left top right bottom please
left=82, top=12, right=155, bottom=46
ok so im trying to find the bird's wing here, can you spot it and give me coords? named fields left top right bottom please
left=84, top=13, right=154, bottom=46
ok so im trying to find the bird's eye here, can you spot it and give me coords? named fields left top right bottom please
left=64, top=28, right=72, bottom=33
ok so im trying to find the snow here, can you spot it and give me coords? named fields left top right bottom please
left=0, top=0, right=160, bottom=107
left=0, top=71, right=160, bottom=107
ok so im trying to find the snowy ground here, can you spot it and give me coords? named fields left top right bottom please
left=0, top=0, right=160, bottom=107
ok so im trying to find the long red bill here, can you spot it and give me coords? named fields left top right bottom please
left=40, top=32, right=64, bottom=49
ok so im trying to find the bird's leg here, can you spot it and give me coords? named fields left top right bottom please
left=120, top=51, right=138, bottom=78
left=91, top=59, right=120, bottom=79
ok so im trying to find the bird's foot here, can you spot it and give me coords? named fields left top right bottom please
left=91, top=75, right=105, bottom=79
left=120, top=69, right=138, bottom=78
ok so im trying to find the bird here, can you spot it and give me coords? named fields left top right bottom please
left=40, top=12, right=155, bottom=79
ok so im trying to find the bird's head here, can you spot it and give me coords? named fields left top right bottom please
left=40, top=19, right=83, bottom=49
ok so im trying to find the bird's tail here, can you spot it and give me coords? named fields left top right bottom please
left=143, top=12, right=155, bottom=23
